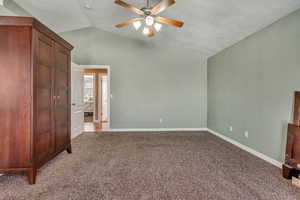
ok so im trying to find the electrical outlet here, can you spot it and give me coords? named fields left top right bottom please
left=159, top=118, right=163, bottom=123
left=244, top=131, right=249, bottom=138
left=229, top=126, right=233, bottom=132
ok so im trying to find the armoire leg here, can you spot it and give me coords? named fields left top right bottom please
left=66, top=145, right=72, bottom=154
left=283, top=164, right=295, bottom=179
left=27, top=168, right=37, bottom=185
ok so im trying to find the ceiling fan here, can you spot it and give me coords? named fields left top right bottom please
left=115, top=0, right=184, bottom=37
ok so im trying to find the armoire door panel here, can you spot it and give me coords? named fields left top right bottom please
left=36, top=109, right=52, bottom=134
left=54, top=43, right=71, bottom=151
left=55, top=109, right=68, bottom=123
left=55, top=50, right=69, bottom=73
left=37, top=89, right=51, bottom=110
left=56, top=71, right=68, bottom=88
left=35, top=131, right=54, bottom=163
left=34, top=31, right=55, bottom=163
left=37, top=64, right=52, bottom=87
left=0, top=26, right=32, bottom=168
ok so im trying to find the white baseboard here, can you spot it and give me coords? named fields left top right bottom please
left=71, top=131, right=82, bottom=139
left=0, top=127, right=282, bottom=178
left=207, top=128, right=282, bottom=168
left=103, top=128, right=208, bottom=132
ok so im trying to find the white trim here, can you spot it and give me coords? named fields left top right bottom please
left=100, top=128, right=208, bottom=132
left=80, top=65, right=111, bottom=129
left=71, top=130, right=82, bottom=139
left=207, top=128, right=282, bottom=168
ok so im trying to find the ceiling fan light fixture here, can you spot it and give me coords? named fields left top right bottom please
left=115, top=0, right=184, bottom=37
left=154, top=23, right=162, bottom=32
left=145, top=16, right=154, bottom=26
left=143, top=27, right=150, bottom=35
left=133, top=21, right=142, bottom=30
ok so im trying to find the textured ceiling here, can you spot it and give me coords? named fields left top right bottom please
left=13, top=0, right=300, bottom=57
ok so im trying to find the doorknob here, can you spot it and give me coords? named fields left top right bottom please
left=72, top=103, right=76, bottom=106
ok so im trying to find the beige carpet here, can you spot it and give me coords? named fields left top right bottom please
left=0, top=131, right=299, bottom=200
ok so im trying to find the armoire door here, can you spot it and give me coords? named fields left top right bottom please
left=54, top=42, right=71, bottom=152
left=33, top=31, right=56, bottom=164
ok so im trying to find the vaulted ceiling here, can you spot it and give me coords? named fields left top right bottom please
left=13, top=0, right=300, bottom=56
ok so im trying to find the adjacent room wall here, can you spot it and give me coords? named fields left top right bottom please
left=208, top=9, right=300, bottom=162
left=61, top=28, right=207, bottom=129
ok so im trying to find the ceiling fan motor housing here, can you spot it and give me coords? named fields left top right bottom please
left=141, top=7, right=153, bottom=16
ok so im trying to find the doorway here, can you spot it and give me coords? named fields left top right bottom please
left=82, top=66, right=111, bottom=132
left=83, top=74, right=95, bottom=123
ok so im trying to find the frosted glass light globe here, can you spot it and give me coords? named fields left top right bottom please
left=154, top=23, right=162, bottom=32
left=133, top=21, right=142, bottom=30
left=145, top=16, right=154, bottom=26
left=143, top=27, right=150, bottom=35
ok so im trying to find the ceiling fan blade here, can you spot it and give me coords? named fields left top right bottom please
left=146, top=26, right=155, bottom=37
left=155, top=16, right=184, bottom=28
left=115, top=18, right=141, bottom=28
left=151, top=0, right=176, bottom=15
left=115, top=0, right=144, bottom=15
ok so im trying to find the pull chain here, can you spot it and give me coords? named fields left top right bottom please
left=147, top=0, right=150, bottom=8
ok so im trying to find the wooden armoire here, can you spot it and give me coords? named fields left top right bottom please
left=0, top=16, right=73, bottom=184
left=283, top=91, right=300, bottom=179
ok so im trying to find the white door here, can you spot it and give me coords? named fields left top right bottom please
left=71, top=62, right=84, bottom=139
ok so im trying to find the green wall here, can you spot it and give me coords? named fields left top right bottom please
left=2, top=0, right=207, bottom=129
left=208, top=9, right=300, bottom=162
left=61, top=28, right=207, bottom=129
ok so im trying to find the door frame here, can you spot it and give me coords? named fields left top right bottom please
left=80, top=65, right=111, bottom=129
